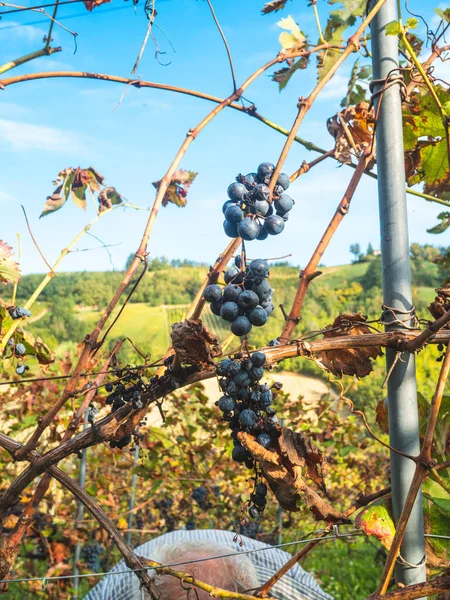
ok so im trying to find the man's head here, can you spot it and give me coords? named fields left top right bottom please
left=133, top=539, right=260, bottom=599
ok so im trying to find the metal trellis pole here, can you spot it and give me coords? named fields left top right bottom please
left=126, top=443, right=140, bottom=546
left=370, top=0, right=426, bottom=591
left=73, top=409, right=89, bottom=600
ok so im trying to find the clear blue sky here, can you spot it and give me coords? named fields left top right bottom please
left=0, top=0, right=445, bottom=274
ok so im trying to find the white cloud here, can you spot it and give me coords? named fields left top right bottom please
left=0, top=119, right=87, bottom=152
left=0, top=21, right=46, bottom=43
left=317, top=72, right=349, bottom=101
left=0, top=191, right=15, bottom=203
left=0, top=102, right=29, bottom=118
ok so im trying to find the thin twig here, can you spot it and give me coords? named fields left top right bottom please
left=131, top=0, right=156, bottom=75
left=405, top=308, right=450, bottom=352
left=20, top=205, right=52, bottom=271
left=205, top=0, right=237, bottom=92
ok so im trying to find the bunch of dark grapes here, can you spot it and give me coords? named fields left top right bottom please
left=222, top=162, right=294, bottom=241
left=215, top=351, right=281, bottom=518
left=104, top=369, right=146, bottom=449
left=82, top=542, right=103, bottom=571
left=154, top=497, right=176, bottom=532
left=9, top=306, right=32, bottom=319
left=191, top=486, right=210, bottom=510
left=203, top=258, right=274, bottom=337
left=6, top=336, right=30, bottom=376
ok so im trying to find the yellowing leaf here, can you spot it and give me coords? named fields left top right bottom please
left=277, top=15, right=306, bottom=51
left=117, top=517, right=128, bottom=530
left=0, top=241, right=20, bottom=285
left=355, top=504, right=396, bottom=550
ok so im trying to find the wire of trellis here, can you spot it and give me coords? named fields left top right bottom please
left=1, top=531, right=448, bottom=587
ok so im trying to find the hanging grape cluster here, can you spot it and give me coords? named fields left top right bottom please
left=104, top=368, right=146, bottom=449
left=203, top=257, right=274, bottom=337
left=222, top=162, right=295, bottom=241
left=82, top=541, right=104, bottom=571
left=215, top=351, right=282, bottom=518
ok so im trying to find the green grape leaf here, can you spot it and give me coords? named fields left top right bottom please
left=385, top=20, right=401, bottom=36
left=403, top=85, right=450, bottom=202
left=434, top=8, right=450, bottom=23
left=317, top=0, right=365, bottom=81
left=261, top=0, right=289, bottom=14
left=427, top=212, right=450, bottom=235
left=0, top=241, right=20, bottom=285
left=153, top=169, right=197, bottom=208
left=355, top=504, right=396, bottom=550
left=423, top=477, right=450, bottom=566
left=404, top=17, right=418, bottom=30
left=277, top=15, right=306, bottom=51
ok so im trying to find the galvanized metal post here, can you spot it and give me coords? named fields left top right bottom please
left=73, top=409, right=89, bottom=599
left=370, top=0, right=426, bottom=589
left=126, top=444, right=140, bottom=546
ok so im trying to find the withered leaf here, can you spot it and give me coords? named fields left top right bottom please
left=98, top=187, right=123, bottom=212
left=261, top=0, right=289, bottom=14
left=238, top=431, right=300, bottom=512
left=376, top=398, right=389, bottom=434
left=319, top=313, right=382, bottom=378
left=271, top=56, right=309, bottom=91
left=41, top=167, right=106, bottom=217
left=428, top=284, right=450, bottom=324
left=279, top=428, right=326, bottom=492
left=83, top=0, right=111, bottom=10
left=153, top=169, right=197, bottom=208
left=327, top=102, right=374, bottom=164
left=170, top=319, right=221, bottom=368
left=0, top=241, right=20, bottom=285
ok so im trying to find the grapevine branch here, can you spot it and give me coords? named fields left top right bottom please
left=368, top=576, right=450, bottom=600
left=0, top=71, right=445, bottom=207
left=279, top=145, right=375, bottom=342
left=0, top=46, right=62, bottom=76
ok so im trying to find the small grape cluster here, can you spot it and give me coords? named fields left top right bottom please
left=104, top=369, right=146, bottom=449
left=203, top=258, right=274, bottom=337
left=9, top=306, right=32, bottom=319
left=222, top=162, right=295, bottom=242
left=215, top=352, right=282, bottom=518
left=82, top=542, right=103, bottom=571
left=7, top=337, right=30, bottom=376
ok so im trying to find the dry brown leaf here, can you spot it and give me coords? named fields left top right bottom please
left=376, top=398, right=389, bottom=434
left=319, top=313, right=382, bottom=378
left=171, top=319, right=221, bottom=368
left=238, top=431, right=300, bottom=511
left=428, top=284, right=450, bottom=325
left=327, top=102, right=375, bottom=164
left=279, top=428, right=326, bottom=492
left=83, top=0, right=111, bottom=11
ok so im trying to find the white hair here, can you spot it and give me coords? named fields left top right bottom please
left=132, top=539, right=260, bottom=599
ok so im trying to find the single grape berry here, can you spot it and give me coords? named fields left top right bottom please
left=239, top=409, right=257, bottom=428
left=249, top=259, right=269, bottom=279
left=243, top=172, right=257, bottom=188
left=252, top=280, right=273, bottom=302
left=234, top=255, right=242, bottom=268
left=16, top=364, right=26, bottom=375
left=249, top=505, right=260, bottom=519
left=220, top=301, right=240, bottom=322
left=248, top=306, right=268, bottom=327
left=216, top=358, right=232, bottom=376
left=225, top=204, right=244, bottom=223
left=223, top=284, right=242, bottom=302
left=232, top=445, right=248, bottom=463
left=210, top=300, right=223, bottom=316
left=257, top=433, right=272, bottom=449
left=255, top=482, right=267, bottom=497
left=247, top=365, right=264, bottom=381
left=224, top=267, right=240, bottom=284
left=253, top=183, right=270, bottom=202
left=228, top=360, right=242, bottom=376
left=264, top=215, right=285, bottom=235
left=256, top=162, right=275, bottom=184
left=251, top=352, right=266, bottom=367
left=218, top=396, right=235, bottom=412
left=203, top=284, right=222, bottom=303
left=268, top=339, right=281, bottom=347
left=256, top=227, right=269, bottom=241
left=274, top=194, right=294, bottom=214
left=223, top=219, right=239, bottom=238
left=231, top=316, right=252, bottom=336
left=105, top=383, right=113, bottom=393
left=263, top=302, right=275, bottom=316
left=238, top=290, right=259, bottom=311
left=15, top=343, right=26, bottom=356
left=222, top=200, right=236, bottom=215
left=233, top=370, right=252, bottom=388
left=227, top=182, right=247, bottom=202
left=281, top=213, right=289, bottom=222
left=277, top=172, right=290, bottom=191
left=252, top=199, right=270, bottom=216
left=237, top=218, right=260, bottom=241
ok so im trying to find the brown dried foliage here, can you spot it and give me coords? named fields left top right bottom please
left=319, top=313, right=382, bottom=378
left=327, top=102, right=374, bottom=164
left=170, top=319, right=221, bottom=368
